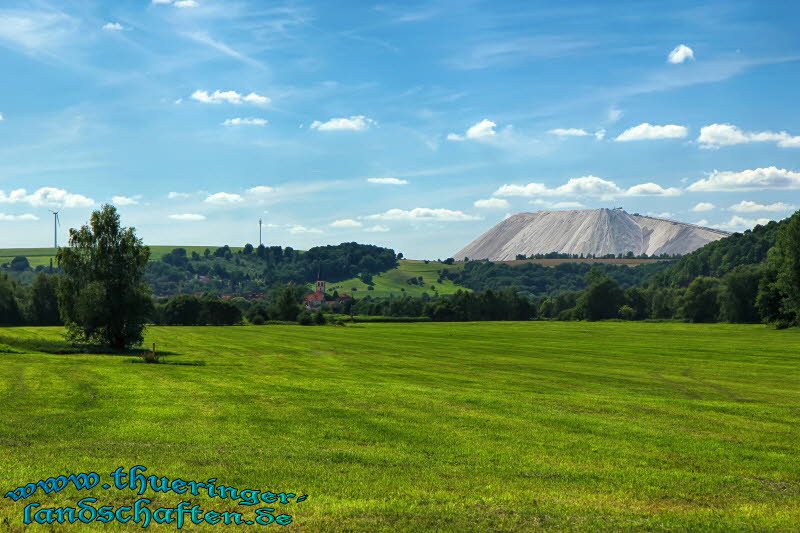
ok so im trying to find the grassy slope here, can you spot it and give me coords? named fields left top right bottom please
left=326, top=260, right=466, bottom=298
left=0, top=322, right=798, bottom=532
left=0, top=246, right=234, bottom=268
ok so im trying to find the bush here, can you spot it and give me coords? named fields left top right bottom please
left=297, top=311, right=313, bottom=325
left=618, top=305, right=636, bottom=320
left=250, top=315, right=266, bottom=325
left=314, top=310, right=326, bottom=325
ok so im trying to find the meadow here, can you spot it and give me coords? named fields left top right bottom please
left=0, top=246, right=230, bottom=269
left=0, top=322, right=798, bottom=531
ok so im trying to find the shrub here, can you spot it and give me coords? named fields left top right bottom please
left=618, top=305, right=636, bottom=320
left=314, top=310, right=326, bottom=325
left=297, top=311, right=313, bottom=325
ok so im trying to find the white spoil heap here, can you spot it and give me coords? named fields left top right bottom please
left=454, top=208, right=730, bottom=260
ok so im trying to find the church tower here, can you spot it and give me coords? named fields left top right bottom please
left=316, top=280, right=326, bottom=293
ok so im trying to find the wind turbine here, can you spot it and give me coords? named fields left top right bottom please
left=49, top=210, right=60, bottom=249
left=259, top=218, right=263, bottom=246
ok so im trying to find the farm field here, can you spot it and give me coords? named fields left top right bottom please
left=0, top=246, right=237, bottom=268
left=1, top=322, right=798, bottom=531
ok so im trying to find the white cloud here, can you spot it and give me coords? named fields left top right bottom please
left=608, top=108, right=623, bottom=122
left=448, top=119, right=497, bottom=141
left=367, top=177, right=408, bottom=185
left=625, top=182, right=682, bottom=197
left=494, top=176, right=680, bottom=199
left=330, top=219, right=362, bottom=228
left=715, top=215, right=772, bottom=230
left=174, top=0, right=199, bottom=7
left=288, top=225, right=322, bottom=234
left=687, top=167, right=800, bottom=192
left=0, top=112, right=3, bottom=120
left=728, top=200, right=795, bottom=213
left=474, top=198, right=510, bottom=209
left=615, top=123, right=688, bottom=141
left=365, top=225, right=390, bottom=232
left=0, top=187, right=93, bottom=208
left=532, top=200, right=586, bottom=209
left=692, top=202, right=716, bottom=212
left=102, top=22, right=124, bottom=31
left=648, top=212, right=674, bottom=218
left=594, top=128, right=606, bottom=140
left=247, top=186, right=274, bottom=195
left=223, top=117, right=267, bottom=126
left=167, top=191, right=191, bottom=199
left=112, top=195, right=139, bottom=206
left=694, top=219, right=709, bottom=226
left=668, top=44, right=694, bottom=64
left=548, top=128, right=590, bottom=137
left=697, top=123, right=800, bottom=149
left=0, top=213, right=39, bottom=221
left=365, top=207, right=480, bottom=222
left=204, top=192, right=244, bottom=204
left=310, top=116, right=374, bottom=131
left=169, top=213, right=206, bottom=221
left=191, top=90, right=270, bottom=105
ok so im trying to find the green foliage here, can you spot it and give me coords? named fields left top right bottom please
left=576, top=268, right=625, bottom=321
left=718, top=265, right=763, bottom=323
left=297, top=311, right=313, bottom=325
left=56, top=205, right=152, bottom=349
left=314, top=310, right=326, bottom=325
left=681, top=276, right=721, bottom=323
left=9, top=256, right=30, bottom=271
left=0, top=274, right=23, bottom=326
left=618, top=305, right=636, bottom=320
left=155, top=294, right=242, bottom=326
left=28, top=273, right=62, bottom=326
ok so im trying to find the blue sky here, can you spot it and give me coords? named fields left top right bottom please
left=0, top=0, right=799, bottom=258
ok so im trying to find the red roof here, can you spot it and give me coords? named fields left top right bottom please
left=304, top=292, right=326, bottom=302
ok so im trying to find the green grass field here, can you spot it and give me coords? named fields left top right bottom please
left=1, top=322, right=798, bottom=531
left=0, top=246, right=228, bottom=268
left=327, top=260, right=466, bottom=298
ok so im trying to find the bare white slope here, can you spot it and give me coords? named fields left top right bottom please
left=454, top=209, right=729, bottom=260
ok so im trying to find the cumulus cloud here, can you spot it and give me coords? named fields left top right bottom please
left=594, top=128, right=606, bottom=140
left=288, top=225, right=322, bottom=234
left=615, top=123, right=688, bottom=141
left=204, top=192, right=244, bottom=204
left=330, top=219, right=362, bottom=228
left=668, top=44, right=694, bottom=64
left=169, top=213, right=206, bottom=221
left=191, top=90, right=270, bottom=105
left=687, top=167, right=800, bottom=191
left=548, top=128, right=590, bottom=137
left=692, top=202, right=715, bottom=212
left=167, top=192, right=191, bottom=199
left=102, top=22, right=124, bottom=31
left=625, top=182, right=682, bottom=197
left=715, top=215, right=772, bottom=230
left=447, top=119, right=497, bottom=141
left=474, top=198, right=510, bottom=209
left=0, top=187, right=93, bottom=208
left=694, top=219, right=709, bottom=226
left=0, top=213, right=39, bottom=221
left=494, top=176, right=680, bottom=199
left=310, top=116, right=374, bottom=131
left=365, top=207, right=480, bottom=222
left=728, top=200, right=795, bottom=212
left=367, top=177, right=408, bottom=185
left=223, top=117, right=267, bottom=126
left=112, top=195, right=139, bottom=206
left=697, top=123, right=800, bottom=149
left=365, top=225, right=390, bottom=232
left=532, top=200, right=586, bottom=209
left=0, top=112, right=4, bottom=121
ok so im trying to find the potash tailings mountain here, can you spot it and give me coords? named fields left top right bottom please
left=455, top=208, right=730, bottom=260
